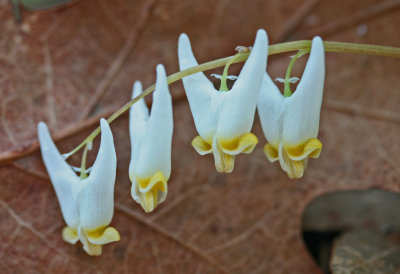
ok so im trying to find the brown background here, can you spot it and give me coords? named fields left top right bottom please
left=0, top=0, right=399, bottom=273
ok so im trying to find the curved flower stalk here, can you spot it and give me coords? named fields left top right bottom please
left=38, top=118, right=120, bottom=256
left=129, top=64, right=173, bottom=213
left=178, top=29, right=268, bottom=173
left=257, top=36, right=325, bottom=179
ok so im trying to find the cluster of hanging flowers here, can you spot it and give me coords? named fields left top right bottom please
left=38, top=29, right=325, bottom=255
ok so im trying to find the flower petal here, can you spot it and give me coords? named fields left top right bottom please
left=191, top=136, right=212, bottom=155
left=219, top=133, right=258, bottom=155
left=131, top=171, right=168, bottom=213
left=129, top=81, right=149, bottom=180
left=257, top=72, right=285, bottom=148
left=284, top=138, right=322, bottom=161
left=211, top=135, right=235, bottom=173
left=263, top=143, right=279, bottom=162
left=79, top=118, right=117, bottom=231
left=62, top=226, right=79, bottom=244
left=212, top=135, right=225, bottom=173
left=178, top=33, right=217, bottom=138
left=38, top=122, right=80, bottom=229
left=218, top=29, right=268, bottom=140
left=278, top=143, right=310, bottom=179
left=86, top=226, right=120, bottom=245
left=283, top=36, right=325, bottom=146
left=133, top=64, right=173, bottom=179
left=78, top=226, right=102, bottom=256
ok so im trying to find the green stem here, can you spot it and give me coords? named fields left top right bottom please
left=66, top=41, right=400, bottom=156
left=219, top=53, right=242, bottom=91
left=79, top=144, right=90, bottom=179
left=283, top=50, right=308, bottom=97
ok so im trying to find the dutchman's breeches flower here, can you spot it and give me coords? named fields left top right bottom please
left=257, top=37, right=325, bottom=179
left=178, top=29, right=268, bottom=173
left=38, top=119, right=120, bottom=256
left=129, top=64, right=173, bottom=213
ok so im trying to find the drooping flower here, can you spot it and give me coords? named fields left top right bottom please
left=129, top=64, right=173, bottom=213
left=178, top=29, right=268, bottom=173
left=38, top=118, right=120, bottom=256
left=257, top=36, right=325, bottom=179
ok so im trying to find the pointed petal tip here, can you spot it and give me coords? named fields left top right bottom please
left=37, top=122, right=52, bottom=146
left=37, top=121, right=48, bottom=133
left=312, top=36, right=323, bottom=44
left=99, top=118, right=108, bottom=128
left=310, top=36, right=324, bottom=55
left=156, top=64, right=166, bottom=78
left=178, top=33, right=193, bottom=58
left=99, top=118, right=113, bottom=143
left=155, top=64, right=170, bottom=99
left=132, top=81, right=143, bottom=99
left=255, top=29, right=268, bottom=43
left=178, top=33, right=190, bottom=45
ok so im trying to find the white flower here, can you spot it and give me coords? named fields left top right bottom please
left=38, top=118, right=120, bottom=256
left=178, top=29, right=268, bottom=173
left=129, top=64, right=173, bottom=213
left=257, top=36, right=325, bottom=179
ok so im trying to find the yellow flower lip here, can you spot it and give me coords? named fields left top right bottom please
left=62, top=226, right=79, bottom=245
left=264, top=143, right=279, bottom=162
left=283, top=138, right=322, bottom=161
left=263, top=138, right=322, bottom=179
left=191, top=136, right=212, bottom=155
left=132, top=171, right=168, bottom=213
left=62, top=225, right=120, bottom=256
left=192, top=133, right=258, bottom=173
left=86, top=226, right=120, bottom=245
left=219, top=133, right=258, bottom=155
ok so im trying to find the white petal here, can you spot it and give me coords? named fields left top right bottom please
left=218, top=29, right=268, bottom=140
left=129, top=81, right=149, bottom=179
left=129, top=81, right=149, bottom=142
left=134, top=64, right=173, bottom=178
left=257, top=72, right=285, bottom=147
left=79, top=118, right=117, bottom=230
left=178, top=33, right=216, bottom=138
left=283, top=36, right=325, bottom=146
left=37, top=122, right=80, bottom=229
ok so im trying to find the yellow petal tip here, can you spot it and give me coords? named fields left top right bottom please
left=86, top=226, right=121, bottom=245
left=191, top=136, right=212, bottom=155
left=215, top=153, right=234, bottom=173
left=263, top=143, right=278, bottom=162
left=285, top=138, right=322, bottom=160
left=277, top=138, right=323, bottom=179
left=62, top=226, right=79, bottom=245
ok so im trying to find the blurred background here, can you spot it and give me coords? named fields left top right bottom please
left=0, top=0, right=399, bottom=273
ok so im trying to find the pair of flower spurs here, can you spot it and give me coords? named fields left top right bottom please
left=38, top=29, right=325, bottom=255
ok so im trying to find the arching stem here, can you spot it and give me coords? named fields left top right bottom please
left=66, top=40, right=400, bottom=156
